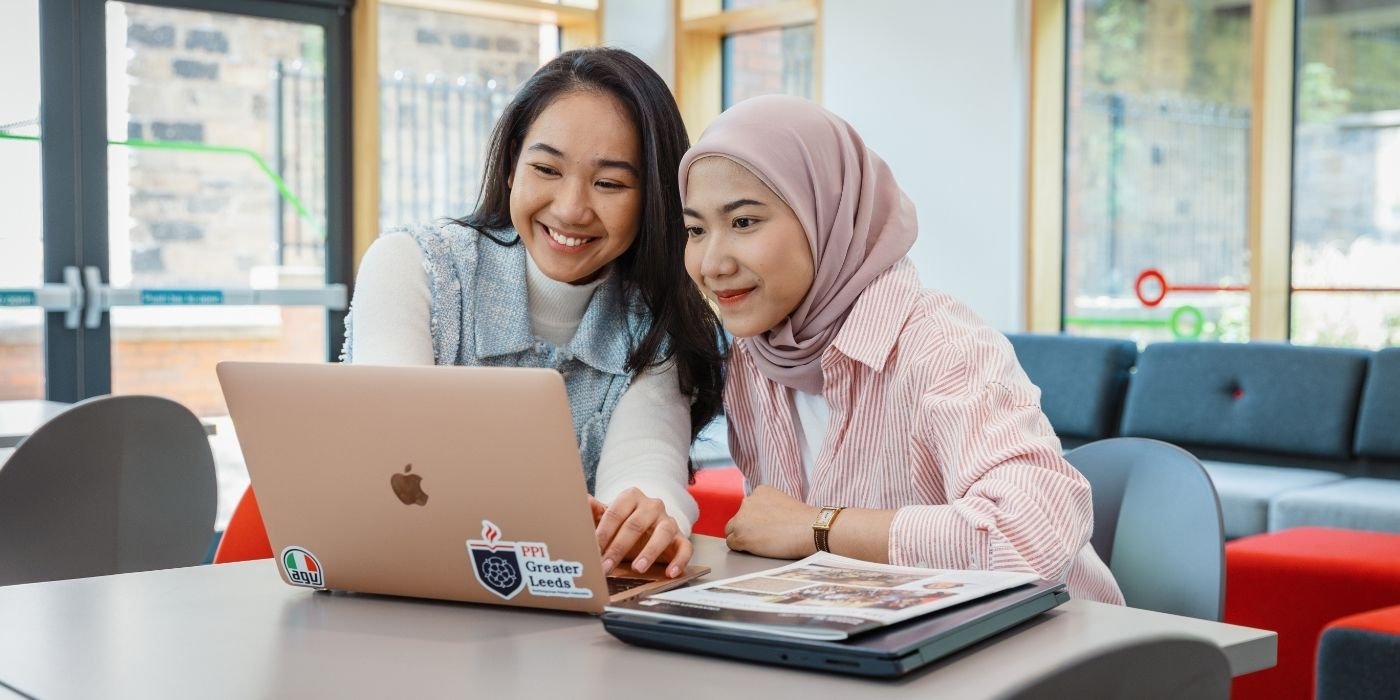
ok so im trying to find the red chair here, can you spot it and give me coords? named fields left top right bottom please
left=213, top=487, right=272, bottom=564
left=1225, top=527, right=1400, bottom=700
left=687, top=466, right=745, bottom=538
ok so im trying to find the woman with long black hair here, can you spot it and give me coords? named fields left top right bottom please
left=344, top=48, right=725, bottom=578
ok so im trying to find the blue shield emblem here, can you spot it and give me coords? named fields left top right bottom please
left=469, top=546, right=524, bottom=599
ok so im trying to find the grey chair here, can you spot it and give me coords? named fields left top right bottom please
left=1065, top=437, right=1225, bottom=620
left=0, top=395, right=216, bottom=586
left=995, top=634, right=1231, bottom=700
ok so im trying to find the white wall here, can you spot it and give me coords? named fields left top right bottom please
left=822, top=0, right=1029, bottom=331
left=601, top=0, right=675, bottom=90
left=604, top=0, right=1031, bottom=330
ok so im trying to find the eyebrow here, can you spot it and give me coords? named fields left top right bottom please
left=525, top=142, right=639, bottom=177
left=682, top=199, right=768, bottom=219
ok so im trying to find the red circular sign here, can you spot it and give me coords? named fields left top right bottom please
left=1135, top=269, right=1168, bottom=307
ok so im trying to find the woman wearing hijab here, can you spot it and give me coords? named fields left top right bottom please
left=679, top=95, right=1124, bottom=604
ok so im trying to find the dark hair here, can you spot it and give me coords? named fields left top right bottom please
left=454, top=47, right=726, bottom=454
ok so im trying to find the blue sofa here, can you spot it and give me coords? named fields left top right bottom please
left=1008, top=337, right=1400, bottom=539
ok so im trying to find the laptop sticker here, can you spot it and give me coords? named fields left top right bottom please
left=280, top=546, right=326, bottom=589
left=467, top=520, right=593, bottom=600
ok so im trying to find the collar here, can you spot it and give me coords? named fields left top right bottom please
left=826, top=258, right=920, bottom=373
left=473, top=229, right=536, bottom=359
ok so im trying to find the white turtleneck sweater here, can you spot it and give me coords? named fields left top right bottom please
left=348, top=232, right=698, bottom=534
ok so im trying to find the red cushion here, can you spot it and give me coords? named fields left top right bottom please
left=1327, top=604, right=1400, bottom=636
left=687, top=466, right=744, bottom=538
left=1225, top=527, right=1400, bottom=700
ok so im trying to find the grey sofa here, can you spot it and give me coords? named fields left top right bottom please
left=1008, top=337, right=1400, bottom=539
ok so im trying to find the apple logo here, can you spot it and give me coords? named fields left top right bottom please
left=390, top=464, right=428, bottom=506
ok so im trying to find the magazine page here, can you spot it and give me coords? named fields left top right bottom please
left=605, top=553, right=1039, bottom=641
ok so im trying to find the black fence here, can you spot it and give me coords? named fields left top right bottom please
left=273, top=67, right=513, bottom=265
left=1066, top=91, right=1252, bottom=298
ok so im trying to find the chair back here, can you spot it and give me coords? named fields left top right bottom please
left=1065, top=437, right=1225, bottom=620
left=996, top=634, right=1231, bottom=700
left=0, top=395, right=216, bottom=585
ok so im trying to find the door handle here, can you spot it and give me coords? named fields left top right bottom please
left=62, top=265, right=83, bottom=329
left=83, top=265, right=105, bottom=329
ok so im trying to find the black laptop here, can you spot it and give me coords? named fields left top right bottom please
left=601, top=581, right=1068, bottom=678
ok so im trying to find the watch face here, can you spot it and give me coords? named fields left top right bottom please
left=816, top=509, right=835, bottom=527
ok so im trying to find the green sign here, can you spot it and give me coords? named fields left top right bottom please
left=0, top=290, right=38, bottom=307
left=141, top=289, right=224, bottom=305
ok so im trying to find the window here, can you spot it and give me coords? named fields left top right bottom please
left=1291, top=0, right=1400, bottom=348
left=675, top=0, right=820, bottom=138
left=377, top=5, right=560, bottom=229
left=1030, top=0, right=1400, bottom=349
left=1062, top=0, right=1253, bottom=344
left=722, top=22, right=816, bottom=109
left=353, top=0, right=599, bottom=265
left=106, top=3, right=331, bottom=417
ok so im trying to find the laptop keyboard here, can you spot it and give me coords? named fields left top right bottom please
left=606, top=576, right=653, bottom=595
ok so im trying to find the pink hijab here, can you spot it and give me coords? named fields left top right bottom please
left=678, top=95, right=917, bottom=394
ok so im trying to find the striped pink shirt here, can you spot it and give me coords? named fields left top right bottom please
left=725, top=259, right=1125, bottom=605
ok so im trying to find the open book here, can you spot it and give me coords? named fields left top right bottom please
left=604, top=552, right=1039, bottom=641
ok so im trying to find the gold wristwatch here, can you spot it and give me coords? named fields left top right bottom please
left=812, top=506, right=845, bottom=553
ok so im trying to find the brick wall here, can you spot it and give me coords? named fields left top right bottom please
left=725, top=25, right=815, bottom=108
left=119, top=4, right=322, bottom=288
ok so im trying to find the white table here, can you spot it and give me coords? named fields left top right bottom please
left=0, top=400, right=69, bottom=449
left=0, top=399, right=216, bottom=449
left=0, top=537, right=1275, bottom=699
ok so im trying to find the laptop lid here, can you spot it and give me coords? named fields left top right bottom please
left=218, top=362, right=701, bottom=614
left=602, top=581, right=1069, bottom=677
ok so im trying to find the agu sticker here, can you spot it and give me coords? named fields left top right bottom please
left=466, top=520, right=592, bottom=600
left=280, top=546, right=325, bottom=588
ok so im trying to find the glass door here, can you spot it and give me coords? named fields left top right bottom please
left=100, top=2, right=345, bottom=423
left=17, top=0, right=351, bottom=528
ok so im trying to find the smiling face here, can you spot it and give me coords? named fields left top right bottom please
left=682, top=156, right=815, bottom=338
left=508, top=90, right=643, bottom=284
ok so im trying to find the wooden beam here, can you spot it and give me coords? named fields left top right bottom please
left=561, top=0, right=600, bottom=50
left=352, top=0, right=381, bottom=273
left=1248, top=0, right=1295, bottom=341
left=674, top=0, right=722, bottom=140
left=1026, top=0, right=1066, bottom=333
left=679, top=0, right=816, bottom=34
left=383, top=0, right=597, bottom=28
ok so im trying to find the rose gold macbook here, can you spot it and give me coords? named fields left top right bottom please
left=216, top=361, right=708, bottom=614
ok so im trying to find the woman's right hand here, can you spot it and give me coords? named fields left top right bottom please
left=590, top=489, right=693, bottom=578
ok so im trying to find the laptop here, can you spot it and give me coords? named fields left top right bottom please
left=216, top=361, right=709, bottom=614
left=602, top=581, right=1069, bottom=678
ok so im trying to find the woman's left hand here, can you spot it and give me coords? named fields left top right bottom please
left=591, top=488, right=693, bottom=578
left=725, top=485, right=821, bottom=559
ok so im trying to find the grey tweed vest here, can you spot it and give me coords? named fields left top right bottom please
left=343, top=222, right=644, bottom=492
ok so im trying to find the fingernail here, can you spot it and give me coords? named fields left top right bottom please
left=602, top=558, right=614, bottom=573
left=634, top=557, right=649, bottom=571
left=667, top=565, right=680, bottom=578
